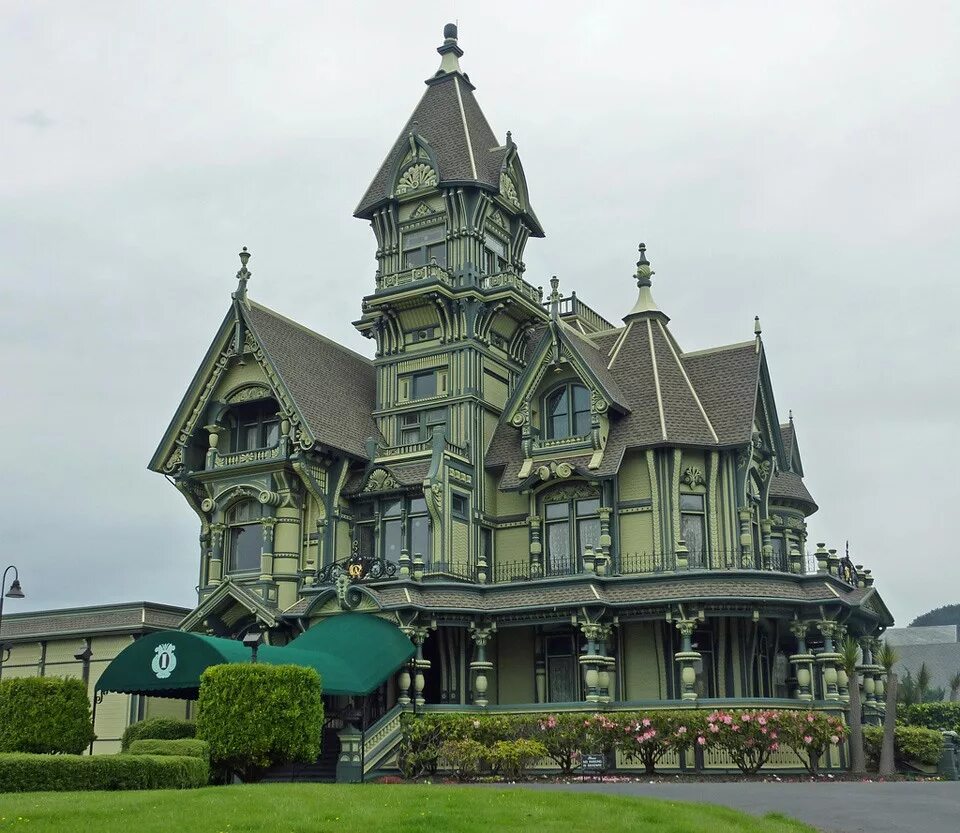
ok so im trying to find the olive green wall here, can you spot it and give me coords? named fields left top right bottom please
left=621, top=622, right=664, bottom=700
left=496, top=627, right=535, bottom=704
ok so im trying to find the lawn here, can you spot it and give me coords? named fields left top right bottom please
left=0, top=783, right=815, bottom=833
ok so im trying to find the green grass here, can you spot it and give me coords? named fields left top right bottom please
left=0, top=783, right=816, bottom=833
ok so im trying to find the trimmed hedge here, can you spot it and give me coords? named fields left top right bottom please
left=864, top=725, right=943, bottom=768
left=898, top=702, right=960, bottom=734
left=121, top=717, right=196, bottom=752
left=127, top=738, right=210, bottom=761
left=0, top=677, right=95, bottom=755
left=196, top=664, right=323, bottom=782
left=0, top=753, right=208, bottom=792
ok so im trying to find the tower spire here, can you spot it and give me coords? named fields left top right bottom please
left=233, top=246, right=252, bottom=301
left=435, top=22, right=464, bottom=77
left=625, top=243, right=660, bottom=317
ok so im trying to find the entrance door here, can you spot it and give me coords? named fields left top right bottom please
left=545, top=635, right=579, bottom=702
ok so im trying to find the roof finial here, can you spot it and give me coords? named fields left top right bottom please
left=436, top=22, right=464, bottom=75
left=789, top=409, right=794, bottom=423
left=233, top=246, right=252, bottom=300
left=754, top=315, right=762, bottom=336
left=549, top=275, right=561, bottom=322
left=624, top=242, right=661, bottom=319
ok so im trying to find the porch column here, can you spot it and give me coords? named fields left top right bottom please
left=412, top=626, right=431, bottom=708
left=595, top=624, right=614, bottom=704
left=469, top=622, right=495, bottom=708
left=260, top=517, right=276, bottom=582
left=674, top=619, right=701, bottom=701
left=789, top=620, right=815, bottom=701
left=209, top=524, right=225, bottom=584
left=529, top=514, right=543, bottom=578
left=834, top=624, right=850, bottom=703
left=738, top=508, right=753, bottom=567
left=396, top=664, right=413, bottom=707
left=578, top=622, right=604, bottom=703
left=816, top=621, right=841, bottom=701
left=760, top=519, right=773, bottom=570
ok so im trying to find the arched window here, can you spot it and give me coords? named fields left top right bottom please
left=226, top=501, right=262, bottom=573
left=544, top=383, right=591, bottom=440
left=228, top=401, right=280, bottom=453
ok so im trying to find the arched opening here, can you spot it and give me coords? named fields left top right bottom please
left=226, top=400, right=280, bottom=453
left=543, top=382, right=590, bottom=440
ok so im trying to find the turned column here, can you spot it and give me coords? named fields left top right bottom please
left=817, top=621, right=841, bottom=701
left=579, top=622, right=604, bottom=703
left=789, top=620, right=815, bottom=701
left=208, top=523, right=225, bottom=584
left=674, top=619, right=701, bottom=701
left=469, top=623, right=495, bottom=707
left=412, top=626, right=430, bottom=707
left=260, top=517, right=276, bottom=582
left=738, top=508, right=753, bottom=567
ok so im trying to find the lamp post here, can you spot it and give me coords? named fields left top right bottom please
left=0, top=565, right=25, bottom=668
left=242, top=629, right=263, bottom=663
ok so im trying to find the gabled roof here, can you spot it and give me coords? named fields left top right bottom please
left=769, top=420, right=817, bottom=510
left=246, top=302, right=378, bottom=459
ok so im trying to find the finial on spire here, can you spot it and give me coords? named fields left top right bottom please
left=436, top=22, right=464, bottom=74
left=234, top=246, right=252, bottom=300
left=754, top=315, right=762, bottom=336
left=506, top=130, right=514, bottom=149
left=624, top=242, right=661, bottom=319
left=789, top=409, right=794, bottom=423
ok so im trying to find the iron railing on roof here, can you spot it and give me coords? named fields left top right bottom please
left=551, top=292, right=615, bottom=333
left=421, top=559, right=476, bottom=583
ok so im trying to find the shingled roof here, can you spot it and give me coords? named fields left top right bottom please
left=769, top=421, right=817, bottom=509
left=246, top=301, right=379, bottom=460
left=354, top=26, right=543, bottom=234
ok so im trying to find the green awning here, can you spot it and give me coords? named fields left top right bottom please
left=287, top=613, right=416, bottom=696
left=95, top=614, right=414, bottom=698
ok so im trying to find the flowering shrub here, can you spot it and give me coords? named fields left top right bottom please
left=780, top=711, right=847, bottom=774
left=439, top=739, right=488, bottom=781
left=705, top=709, right=784, bottom=775
left=535, top=713, right=590, bottom=774
left=617, top=711, right=707, bottom=774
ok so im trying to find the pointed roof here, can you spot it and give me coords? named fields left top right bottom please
left=354, top=25, right=543, bottom=234
left=769, top=418, right=817, bottom=511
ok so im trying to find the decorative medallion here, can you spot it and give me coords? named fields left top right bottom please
left=151, top=643, right=177, bottom=680
left=410, top=201, right=435, bottom=219
left=363, top=468, right=399, bottom=492
left=680, top=466, right=705, bottom=488
left=396, top=163, right=438, bottom=195
left=499, top=172, right=521, bottom=208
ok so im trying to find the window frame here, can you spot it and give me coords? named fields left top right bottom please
left=352, top=496, right=432, bottom=565
left=225, top=501, right=263, bottom=574
left=543, top=382, right=591, bottom=440
left=402, top=224, right=447, bottom=269
left=679, top=492, right=707, bottom=568
left=542, top=493, right=601, bottom=576
left=398, top=407, right=447, bottom=445
left=228, top=400, right=281, bottom=454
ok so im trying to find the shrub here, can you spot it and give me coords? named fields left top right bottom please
left=617, top=710, right=706, bottom=775
left=779, top=711, right=847, bottom=774
left=0, top=677, right=95, bottom=755
left=121, top=716, right=196, bottom=751
left=534, top=713, right=590, bottom=774
left=488, top=739, right=547, bottom=780
left=439, top=739, right=488, bottom=781
left=864, top=725, right=942, bottom=769
left=0, top=753, right=208, bottom=792
left=195, top=664, right=323, bottom=782
left=127, top=738, right=210, bottom=761
left=898, top=702, right=960, bottom=734
left=704, top=709, right=785, bottom=775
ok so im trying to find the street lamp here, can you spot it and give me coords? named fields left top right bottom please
left=0, top=565, right=25, bottom=667
left=242, top=629, right=263, bottom=663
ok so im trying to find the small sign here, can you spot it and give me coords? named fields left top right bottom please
left=580, top=754, right=606, bottom=774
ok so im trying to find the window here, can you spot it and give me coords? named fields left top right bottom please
left=226, top=501, right=261, bottom=573
left=228, top=401, right=280, bottom=453
left=545, top=634, right=579, bottom=702
left=402, top=226, right=446, bottom=268
left=352, top=496, right=432, bottom=564
left=399, top=407, right=446, bottom=445
left=483, top=232, right=507, bottom=275
left=543, top=495, right=600, bottom=576
left=410, top=327, right=437, bottom=343
left=451, top=493, right=468, bottom=519
left=544, top=383, right=591, bottom=440
left=410, top=372, right=438, bottom=400
left=680, top=493, right=706, bottom=568
left=770, top=536, right=787, bottom=572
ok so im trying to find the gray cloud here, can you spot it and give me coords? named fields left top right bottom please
left=0, top=1, right=957, bottom=625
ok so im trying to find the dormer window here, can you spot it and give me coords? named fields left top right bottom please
left=544, top=383, right=591, bottom=440
left=403, top=225, right=446, bottom=268
left=229, top=401, right=280, bottom=453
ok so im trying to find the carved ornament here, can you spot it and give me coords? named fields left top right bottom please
left=396, top=163, right=437, bottom=195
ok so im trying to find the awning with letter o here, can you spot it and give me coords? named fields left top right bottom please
left=95, top=614, right=415, bottom=698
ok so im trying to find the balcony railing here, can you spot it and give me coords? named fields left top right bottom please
left=376, top=262, right=454, bottom=292
left=210, top=444, right=283, bottom=469
left=480, top=269, right=543, bottom=305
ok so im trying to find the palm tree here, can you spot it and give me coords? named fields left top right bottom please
left=840, top=636, right=866, bottom=776
left=949, top=672, right=960, bottom=703
left=877, top=640, right=899, bottom=777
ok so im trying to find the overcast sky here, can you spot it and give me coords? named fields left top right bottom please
left=1, top=2, right=957, bottom=627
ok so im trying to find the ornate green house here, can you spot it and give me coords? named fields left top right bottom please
left=149, top=24, right=892, bottom=751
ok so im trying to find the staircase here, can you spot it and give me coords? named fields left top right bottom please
left=261, top=728, right=340, bottom=783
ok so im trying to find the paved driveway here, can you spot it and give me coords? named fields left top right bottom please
left=516, top=782, right=960, bottom=833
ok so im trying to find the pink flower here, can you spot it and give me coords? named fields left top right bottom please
left=807, top=714, right=815, bottom=723
left=741, top=714, right=751, bottom=722
left=722, top=715, right=733, bottom=725
left=771, top=743, right=779, bottom=751
left=697, top=736, right=706, bottom=746
left=769, top=731, right=778, bottom=740
left=709, top=723, right=719, bottom=733
left=760, top=727, right=767, bottom=735
left=757, top=716, right=767, bottom=726
left=830, top=735, right=840, bottom=745
left=803, top=735, right=813, bottom=745
left=642, top=718, right=651, bottom=727
left=473, top=720, right=481, bottom=729
left=676, top=726, right=687, bottom=735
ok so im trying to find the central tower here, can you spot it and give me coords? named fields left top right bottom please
left=351, top=24, right=548, bottom=574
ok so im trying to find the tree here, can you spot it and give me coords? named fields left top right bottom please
left=877, top=640, right=899, bottom=777
left=949, top=672, right=960, bottom=703
left=840, top=636, right=866, bottom=776
left=909, top=603, right=960, bottom=628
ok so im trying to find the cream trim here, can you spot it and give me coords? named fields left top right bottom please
left=647, top=320, right=667, bottom=441
left=454, top=77, right=478, bottom=180
left=607, top=321, right=632, bottom=368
